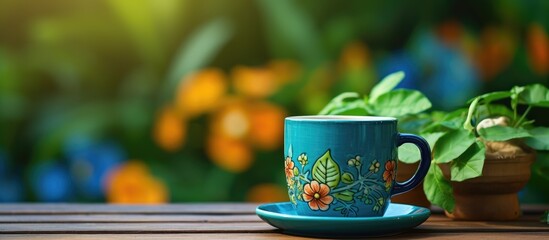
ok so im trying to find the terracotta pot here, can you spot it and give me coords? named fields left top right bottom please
left=440, top=150, right=536, bottom=221
left=391, top=161, right=431, bottom=208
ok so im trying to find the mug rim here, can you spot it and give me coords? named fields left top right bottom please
left=286, top=115, right=397, bottom=122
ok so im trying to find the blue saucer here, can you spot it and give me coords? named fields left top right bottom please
left=256, top=202, right=430, bottom=237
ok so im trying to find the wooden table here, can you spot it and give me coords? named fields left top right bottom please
left=0, top=203, right=547, bottom=239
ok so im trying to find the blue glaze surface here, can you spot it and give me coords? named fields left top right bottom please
left=256, top=202, right=431, bottom=237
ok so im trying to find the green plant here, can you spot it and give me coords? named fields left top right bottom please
left=319, top=71, right=432, bottom=118
left=412, top=84, right=549, bottom=212
left=320, top=73, right=549, bottom=212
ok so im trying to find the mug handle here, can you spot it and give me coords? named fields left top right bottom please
left=391, top=133, right=431, bottom=195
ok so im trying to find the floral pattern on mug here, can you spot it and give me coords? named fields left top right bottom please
left=284, top=156, right=295, bottom=183
left=383, top=160, right=396, bottom=188
left=302, top=180, right=333, bottom=211
left=285, top=148, right=394, bottom=216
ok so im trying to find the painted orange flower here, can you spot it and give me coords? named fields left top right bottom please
left=302, top=180, right=333, bottom=211
left=383, top=160, right=396, bottom=186
left=284, top=157, right=295, bottom=180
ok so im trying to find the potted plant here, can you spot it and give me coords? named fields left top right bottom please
left=321, top=72, right=549, bottom=220
left=416, top=84, right=549, bottom=220
left=319, top=71, right=433, bottom=207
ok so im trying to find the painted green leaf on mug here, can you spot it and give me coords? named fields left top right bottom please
left=341, top=172, right=354, bottom=184
left=312, top=149, right=341, bottom=188
left=334, top=190, right=354, bottom=202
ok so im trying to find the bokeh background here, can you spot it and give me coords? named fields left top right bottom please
left=0, top=0, right=548, bottom=203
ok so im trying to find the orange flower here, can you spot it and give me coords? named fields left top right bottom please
left=284, top=157, right=295, bottom=181
left=383, top=160, right=396, bottom=186
left=302, top=180, right=333, bottom=211
left=152, top=106, right=186, bottom=152
left=475, top=27, right=516, bottom=80
left=209, top=99, right=249, bottom=140
left=106, top=161, right=168, bottom=204
left=246, top=183, right=289, bottom=203
left=268, top=60, right=302, bottom=85
left=527, top=23, right=549, bottom=75
left=206, top=135, right=253, bottom=173
left=232, top=66, right=277, bottom=98
left=247, top=102, right=285, bottom=150
left=175, top=68, right=227, bottom=117
left=339, top=41, right=370, bottom=71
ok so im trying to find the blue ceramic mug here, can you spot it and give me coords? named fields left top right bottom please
left=284, top=116, right=430, bottom=217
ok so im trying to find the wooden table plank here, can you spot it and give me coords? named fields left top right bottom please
left=1, top=217, right=547, bottom=234
left=0, top=203, right=257, bottom=215
left=0, top=214, right=261, bottom=223
left=1, top=232, right=549, bottom=240
left=0, top=203, right=547, bottom=239
left=0, top=222, right=276, bottom=234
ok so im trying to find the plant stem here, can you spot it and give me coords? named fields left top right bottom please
left=332, top=178, right=381, bottom=194
left=514, top=105, right=532, bottom=128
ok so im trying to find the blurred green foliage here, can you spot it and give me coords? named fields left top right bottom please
left=0, top=0, right=548, bottom=203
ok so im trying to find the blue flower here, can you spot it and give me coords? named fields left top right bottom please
left=65, top=136, right=125, bottom=199
left=31, top=162, right=73, bottom=202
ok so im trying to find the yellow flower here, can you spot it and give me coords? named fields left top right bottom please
left=106, top=161, right=168, bottom=204
left=246, top=183, right=289, bottom=203
left=152, top=106, right=186, bottom=152
left=207, top=135, right=253, bottom=173
left=232, top=66, right=277, bottom=98
left=175, top=68, right=227, bottom=117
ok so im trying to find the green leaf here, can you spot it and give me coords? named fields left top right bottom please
left=162, top=19, right=232, bottom=99
left=398, top=143, right=420, bottom=163
left=422, top=132, right=445, bottom=149
left=334, top=190, right=354, bottom=202
left=328, top=99, right=368, bottom=116
left=450, top=142, right=486, bottom=182
left=319, top=92, right=361, bottom=115
left=469, top=91, right=512, bottom=104
left=421, top=109, right=467, bottom=133
left=369, top=89, right=432, bottom=117
left=433, top=129, right=476, bottom=163
left=476, top=104, right=514, bottom=120
left=478, top=126, right=531, bottom=141
left=525, top=127, right=549, bottom=150
left=341, top=172, right=354, bottom=184
left=369, top=71, right=405, bottom=103
left=312, top=149, right=341, bottom=188
left=424, top=164, right=454, bottom=212
left=516, top=84, right=549, bottom=107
